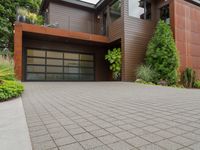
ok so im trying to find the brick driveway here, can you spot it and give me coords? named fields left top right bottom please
left=22, top=82, right=200, bottom=150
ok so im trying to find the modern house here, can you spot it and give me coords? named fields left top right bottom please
left=14, top=0, right=200, bottom=81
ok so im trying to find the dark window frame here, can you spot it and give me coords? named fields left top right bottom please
left=160, top=4, right=170, bottom=24
left=24, top=48, right=96, bottom=81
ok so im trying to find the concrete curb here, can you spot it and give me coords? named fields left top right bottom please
left=0, top=97, right=32, bottom=150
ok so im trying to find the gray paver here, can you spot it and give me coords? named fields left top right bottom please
left=108, top=141, right=133, bottom=150
left=126, top=137, right=150, bottom=147
left=59, top=142, right=84, bottom=150
left=21, top=82, right=200, bottom=150
left=54, top=136, right=76, bottom=146
left=98, top=134, right=120, bottom=144
left=80, top=138, right=103, bottom=149
left=156, top=139, right=183, bottom=150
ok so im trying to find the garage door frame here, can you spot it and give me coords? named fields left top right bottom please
left=23, top=47, right=96, bottom=81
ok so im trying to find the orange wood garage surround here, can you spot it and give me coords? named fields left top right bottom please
left=14, top=22, right=109, bottom=80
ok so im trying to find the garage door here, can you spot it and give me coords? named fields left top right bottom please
left=25, top=49, right=95, bottom=81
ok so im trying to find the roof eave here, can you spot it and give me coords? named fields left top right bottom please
left=40, top=0, right=97, bottom=14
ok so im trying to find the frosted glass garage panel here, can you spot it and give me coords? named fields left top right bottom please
left=47, top=51, right=63, bottom=58
left=64, top=67, right=79, bottom=73
left=46, top=74, right=63, bottom=80
left=27, top=66, right=45, bottom=73
left=27, top=49, right=45, bottom=57
left=64, top=53, right=79, bottom=60
left=47, top=59, right=63, bottom=66
left=64, top=60, right=79, bottom=67
left=26, top=73, right=45, bottom=80
left=47, top=66, right=63, bottom=73
left=27, top=58, right=45, bottom=65
left=80, top=54, right=94, bottom=61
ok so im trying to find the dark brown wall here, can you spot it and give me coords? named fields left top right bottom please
left=173, top=0, right=200, bottom=79
left=122, top=0, right=157, bottom=81
left=108, top=17, right=123, bottom=42
left=48, top=2, right=95, bottom=34
left=23, top=38, right=109, bottom=81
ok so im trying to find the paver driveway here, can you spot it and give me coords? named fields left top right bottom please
left=22, top=82, right=200, bottom=150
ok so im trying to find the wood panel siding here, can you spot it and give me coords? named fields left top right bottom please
left=122, top=0, right=156, bottom=81
left=108, top=17, right=123, bottom=42
left=23, top=38, right=109, bottom=81
left=49, top=2, right=95, bottom=34
left=173, top=0, right=200, bottom=79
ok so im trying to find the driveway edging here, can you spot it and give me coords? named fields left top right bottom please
left=0, top=97, right=32, bottom=150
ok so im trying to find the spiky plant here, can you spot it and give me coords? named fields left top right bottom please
left=0, top=56, right=15, bottom=82
left=183, top=68, right=196, bottom=88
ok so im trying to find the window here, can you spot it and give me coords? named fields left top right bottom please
left=160, top=5, right=170, bottom=24
left=129, top=0, right=151, bottom=20
left=110, top=0, right=121, bottom=22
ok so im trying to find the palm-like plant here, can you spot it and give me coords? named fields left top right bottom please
left=0, top=56, right=15, bottom=82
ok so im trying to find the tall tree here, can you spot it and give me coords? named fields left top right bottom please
left=145, top=20, right=179, bottom=85
left=0, top=0, right=42, bottom=53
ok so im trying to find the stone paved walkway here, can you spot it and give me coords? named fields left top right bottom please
left=22, top=82, right=200, bottom=150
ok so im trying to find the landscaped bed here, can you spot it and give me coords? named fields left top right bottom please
left=0, top=80, right=24, bottom=101
left=0, top=56, right=24, bottom=102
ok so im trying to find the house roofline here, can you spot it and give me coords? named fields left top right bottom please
left=40, top=0, right=111, bottom=14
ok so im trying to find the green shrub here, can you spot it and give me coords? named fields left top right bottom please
left=0, top=80, right=24, bottom=101
left=135, top=79, right=155, bottom=85
left=136, top=65, right=155, bottom=82
left=194, top=80, right=200, bottom=88
left=0, top=56, right=15, bottom=81
left=183, top=68, right=195, bottom=88
left=105, top=48, right=121, bottom=80
left=146, top=20, right=179, bottom=85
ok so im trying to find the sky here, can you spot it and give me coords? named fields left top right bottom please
left=80, top=0, right=100, bottom=4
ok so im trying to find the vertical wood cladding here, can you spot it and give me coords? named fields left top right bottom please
left=49, top=2, right=95, bottom=34
left=108, top=18, right=123, bottom=42
left=23, top=38, right=109, bottom=81
left=173, top=0, right=200, bottom=79
left=122, top=0, right=155, bottom=81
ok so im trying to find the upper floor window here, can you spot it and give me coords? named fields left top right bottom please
left=160, top=5, right=170, bottom=24
left=128, top=0, right=151, bottom=20
left=110, top=0, right=121, bottom=22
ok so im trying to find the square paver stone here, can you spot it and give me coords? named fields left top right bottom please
left=90, top=129, right=110, bottom=137
left=31, top=134, right=52, bottom=143
left=140, top=133, right=163, bottom=143
left=139, top=143, right=165, bottom=150
left=89, top=145, right=111, bottom=150
left=105, top=126, right=123, bottom=133
left=156, top=139, right=183, bottom=150
left=98, top=134, right=120, bottom=144
left=59, top=142, right=84, bottom=150
left=80, top=138, right=103, bottom=149
left=68, top=128, right=86, bottom=135
left=50, top=131, right=70, bottom=140
left=54, top=136, right=76, bottom=147
left=155, top=130, right=176, bottom=139
left=108, top=141, right=133, bottom=150
left=114, top=131, right=135, bottom=140
left=73, top=132, right=94, bottom=142
left=84, top=125, right=101, bottom=132
left=189, top=143, right=200, bottom=150
left=126, top=137, right=150, bottom=147
left=170, top=136, right=195, bottom=146
left=33, top=140, right=57, bottom=150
